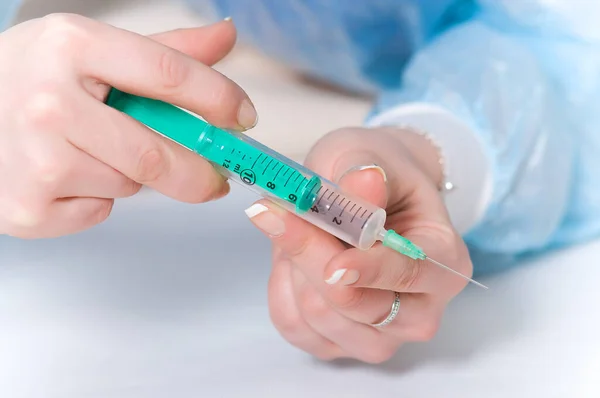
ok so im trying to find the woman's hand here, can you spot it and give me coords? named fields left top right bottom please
left=246, top=127, right=472, bottom=363
left=0, top=14, right=257, bottom=238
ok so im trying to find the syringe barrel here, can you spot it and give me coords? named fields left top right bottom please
left=195, top=126, right=387, bottom=249
left=194, top=126, right=321, bottom=215
left=293, top=176, right=387, bottom=250
left=105, top=89, right=387, bottom=250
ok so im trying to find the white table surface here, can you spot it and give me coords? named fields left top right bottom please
left=4, top=1, right=600, bottom=397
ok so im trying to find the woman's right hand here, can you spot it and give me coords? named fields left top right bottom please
left=0, top=14, right=257, bottom=238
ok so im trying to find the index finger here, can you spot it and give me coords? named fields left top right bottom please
left=324, top=231, right=472, bottom=298
left=78, top=18, right=257, bottom=130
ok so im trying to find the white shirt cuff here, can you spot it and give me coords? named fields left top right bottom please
left=365, top=103, right=493, bottom=235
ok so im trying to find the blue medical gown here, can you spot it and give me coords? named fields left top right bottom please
left=185, top=0, right=600, bottom=273
left=2, top=1, right=600, bottom=273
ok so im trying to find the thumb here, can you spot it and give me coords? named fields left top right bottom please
left=149, top=19, right=237, bottom=66
left=336, top=164, right=388, bottom=210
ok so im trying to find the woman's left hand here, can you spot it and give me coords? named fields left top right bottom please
left=245, top=126, right=473, bottom=363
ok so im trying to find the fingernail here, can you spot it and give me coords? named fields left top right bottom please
left=245, top=203, right=285, bottom=237
left=238, top=99, right=258, bottom=130
left=338, top=164, right=387, bottom=183
left=211, top=181, right=230, bottom=201
left=325, top=269, right=360, bottom=286
left=223, top=16, right=233, bottom=22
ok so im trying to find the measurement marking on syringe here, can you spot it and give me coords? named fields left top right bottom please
left=295, top=177, right=307, bottom=193
left=361, top=209, right=368, bottom=218
left=252, top=154, right=262, bottom=169
left=272, top=161, right=279, bottom=170
left=274, top=165, right=284, bottom=179
left=361, top=212, right=373, bottom=229
left=333, top=194, right=340, bottom=205
left=242, top=154, right=246, bottom=160
left=263, top=159, right=273, bottom=175
left=340, top=201, right=350, bottom=216
left=261, top=156, right=267, bottom=165
left=284, top=171, right=295, bottom=187
left=349, top=203, right=356, bottom=214
left=316, top=189, right=329, bottom=206
left=351, top=206, right=362, bottom=223
left=328, top=191, right=335, bottom=200
left=282, top=168, right=290, bottom=178
left=304, top=179, right=319, bottom=200
left=294, top=174, right=301, bottom=182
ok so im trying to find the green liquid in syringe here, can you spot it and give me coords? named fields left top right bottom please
left=105, top=89, right=321, bottom=213
left=195, top=125, right=321, bottom=213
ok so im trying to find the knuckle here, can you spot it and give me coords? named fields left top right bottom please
left=120, top=178, right=142, bottom=197
left=29, top=154, right=67, bottom=188
left=299, top=288, right=330, bottom=320
left=321, top=127, right=365, bottom=148
left=7, top=200, right=47, bottom=230
left=377, top=259, right=422, bottom=291
left=412, top=319, right=441, bottom=342
left=202, top=82, right=240, bottom=122
left=21, top=90, right=70, bottom=133
left=187, top=178, right=223, bottom=204
left=361, top=344, right=397, bottom=364
left=285, top=234, right=312, bottom=259
left=304, top=127, right=371, bottom=173
left=267, top=280, right=301, bottom=338
left=327, top=288, right=366, bottom=311
left=133, top=146, right=168, bottom=184
left=158, top=49, right=190, bottom=90
left=314, top=348, right=343, bottom=362
left=271, top=314, right=302, bottom=340
left=39, top=14, right=89, bottom=55
left=92, top=199, right=114, bottom=225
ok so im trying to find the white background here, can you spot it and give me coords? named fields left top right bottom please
left=3, top=1, right=600, bottom=397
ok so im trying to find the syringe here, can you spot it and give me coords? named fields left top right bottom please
left=105, top=89, right=487, bottom=289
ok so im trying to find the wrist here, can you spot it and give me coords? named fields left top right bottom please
left=365, top=102, right=493, bottom=234
left=387, top=127, right=445, bottom=191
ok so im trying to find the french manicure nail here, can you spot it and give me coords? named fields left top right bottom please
left=325, top=269, right=360, bottom=285
left=245, top=203, right=285, bottom=237
left=338, top=164, right=387, bottom=183
left=238, top=99, right=258, bottom=130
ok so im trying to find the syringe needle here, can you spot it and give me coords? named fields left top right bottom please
left=425, top=257, right=489, bottom=289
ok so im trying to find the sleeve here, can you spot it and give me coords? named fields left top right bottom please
left=365, top=4, right=579, bottom=259
left=0, top=0, right=20, bottom=31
